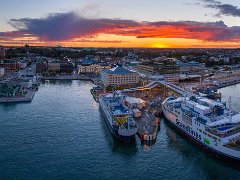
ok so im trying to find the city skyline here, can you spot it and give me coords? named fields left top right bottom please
left=1, top=0, right=240, bottom=48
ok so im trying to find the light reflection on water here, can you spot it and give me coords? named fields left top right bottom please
left=0, top=80, right=239, bottom=179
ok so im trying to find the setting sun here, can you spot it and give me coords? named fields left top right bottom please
left=151, top=42, right=169, bottom=48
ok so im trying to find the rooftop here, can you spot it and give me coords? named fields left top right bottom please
left=103, top=66, right=136, bottom=75
left=80, top=59, right=97, bottom=65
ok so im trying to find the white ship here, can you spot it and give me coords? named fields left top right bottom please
left=162, top=96, right=240, bottom=160
left=99, top=93, right=138, bottom=141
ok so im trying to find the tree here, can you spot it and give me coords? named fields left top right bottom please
left=106, top=85, right=113, bottom=91
left=50, top=71, right=57, bottom=77
left=213, top=66, right=219, bottom=71
left=42, top=71, right=47, bottom=77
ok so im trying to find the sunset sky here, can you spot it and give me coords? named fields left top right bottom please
left=1, top=0, right=240, bottom=48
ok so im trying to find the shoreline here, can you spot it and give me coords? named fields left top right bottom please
left=0, top=90, right=35, bottom=103
left=39, top=75, right=99, bottom=84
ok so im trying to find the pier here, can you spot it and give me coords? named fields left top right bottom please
left=118, top=81, right=194, bottom=100
left=40, top=74, right=93, bottom=81
left=203, top=71, right=240, bottom=89
left=116, top=81, right=194, bottom=143
left=217, top=77, right=240, bottom=88
left=0, top=90, right=35, bottom=103
left=136, top=110, right=160, bottom=143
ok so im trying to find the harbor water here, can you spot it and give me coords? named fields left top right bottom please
left=0, top=80, right=239, bottom=179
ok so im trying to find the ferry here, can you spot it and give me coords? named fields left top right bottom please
left=99, top=93, right=138, bottom=141
left=162, top=96, right=240, bottom=160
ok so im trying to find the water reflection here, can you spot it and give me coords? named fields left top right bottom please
left=42, top=80, right=73, bottom=86
left=164, top=117, right=200, bottom=157
left=141, top=139, right=157, bottom=148
left=99, top=110, right=138, bottom=155
left=92, top=101, right=99, bottom=110
left=0, top=101, right=31, bottom=111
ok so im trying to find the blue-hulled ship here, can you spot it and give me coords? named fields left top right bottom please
left=99, top=93, right=138, bottom=141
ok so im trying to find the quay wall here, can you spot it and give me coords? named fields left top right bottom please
left=217, top=77, right=240, bottom=89
left=0, top=90, right=35, bottom=103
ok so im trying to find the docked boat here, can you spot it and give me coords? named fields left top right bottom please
left=99, top=93, right=138, bottom=141
left=162, top=96, right=240, bottom=160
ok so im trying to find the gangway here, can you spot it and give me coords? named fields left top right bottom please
left=118, top=81, right=195, bottom=97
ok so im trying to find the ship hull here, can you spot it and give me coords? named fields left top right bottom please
left=99, top=101, right=135, bottom=142
left=162, top=109, right=240, bottom=161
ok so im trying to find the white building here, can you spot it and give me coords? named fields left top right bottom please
left=0, top=67, right=5, bottom=77
left=101, top=66, right=139, bottom=87
left=78, top=64, right=111, bottom=74
left=78, top=59, right=111, bottom=74
left=125, top=96, right=145, bottom=109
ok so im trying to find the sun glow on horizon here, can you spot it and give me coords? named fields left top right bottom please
left=2, top=33, right=240, bottom=48
left=151, top=42, right=169, bottom=48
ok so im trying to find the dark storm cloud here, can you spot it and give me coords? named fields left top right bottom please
left=8, top=12, right=139, bottom=41
left=200, top=0, right=240, bottom=17
left=1, top=11, right=240, bottom=42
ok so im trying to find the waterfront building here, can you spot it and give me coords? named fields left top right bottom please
left=60, top=63, right=74, bottom=74
left=158, top=64, right=180, bottom=75
left=137, top=62, right=180, bottom=84
left=78, top=59, right=111, bottom=74
left=137, top=58, right=180, bottom=75
left=1, top=59, right=20, bottom=73
left=48, top=62, right=60, bottom=72
left=36, top=62, right=47, bottom=73
left=177, top=61, right=206, bottom=75
left=137, top=64, right=155, bottom=74
left=137, top=60, right=205, bottom=83
left=37, top=59, right=73, bottom=74
left=101, top=66, right=139, bottom=87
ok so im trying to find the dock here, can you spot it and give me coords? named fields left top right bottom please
left=0, top=90, right=35, bottom=103
left=217, top=77, right=240, bottom=88
left=135, top=110, right=160, bottom=142
left=116, top=80, right=191, bottom=143
left=40, top=75, right=93, bottom=81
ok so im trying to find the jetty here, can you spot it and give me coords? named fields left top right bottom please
left=115, top=80, right=195, bottom=143
left=135, top=110, right=160, bottom=142
left=40, top=74, right=94, bottom=81
left=217, top=77, right=240, bottom=88
left=0, top=90, right=35, bottom=103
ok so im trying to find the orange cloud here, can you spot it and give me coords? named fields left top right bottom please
left=1, top=12, right=240, bottom=48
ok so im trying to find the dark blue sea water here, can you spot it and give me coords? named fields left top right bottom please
left=0, top=81, right=239, bottom=179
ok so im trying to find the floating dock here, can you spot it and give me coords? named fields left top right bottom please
left=135, top=110, right=160, bottom=142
